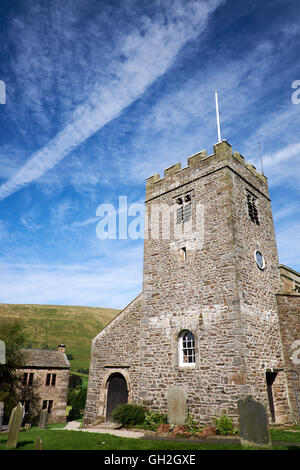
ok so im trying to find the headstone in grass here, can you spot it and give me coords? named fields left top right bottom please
left=0, top=402, right=4, bottom=432
left=39, top=409, right=48, bottom=429
left=6, top=403, right=24, bottom=449
left=238, top=395, right=271, bottom=449
left=35, top=437, right=43, bottom=450
left=167, top=386, right=188, bottom=425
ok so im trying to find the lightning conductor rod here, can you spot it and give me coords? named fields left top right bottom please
left=215, top=90, right=222, bottom=143
left=258, top=142, right=264, bottom=175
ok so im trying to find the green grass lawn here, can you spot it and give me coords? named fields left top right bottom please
left=0, top=427, right=241, bottom=450
left=1, top=426, right=300, bottom=451
left=270, top=429, right=300, bottom=444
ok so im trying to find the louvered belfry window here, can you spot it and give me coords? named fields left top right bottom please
left=176, top=193, right=192, bottom=224
left=247, top=193, right=260, bottom=225
left=176, top=204, right=183, bottom=224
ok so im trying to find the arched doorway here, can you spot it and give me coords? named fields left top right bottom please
left=106, top=373, right=128, bottom=421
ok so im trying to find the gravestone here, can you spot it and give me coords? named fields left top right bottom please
left=167, top=386, right=188, bottom=425
left=6, top=403, right=24, bottom=449
left=238, top=395, right=271, bottom=449
left=35, top=437, right=43, bottom=450
left=39, top=409, right=48, bottom=429
left=8, top=405, right=15, bottom=429
left=0, top=402, right=4, bottom=432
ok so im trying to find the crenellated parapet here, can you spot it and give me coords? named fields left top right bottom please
left=145, top=140, right=268, bottom=201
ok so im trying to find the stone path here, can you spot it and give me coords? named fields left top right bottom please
left=54, top=421, right=145, bottom=439
left=64, top=421, right=81, bottom=430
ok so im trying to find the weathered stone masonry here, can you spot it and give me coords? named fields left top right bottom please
left=277, top=265, right=300, bottom=423
left=84, top=140, right=299, bottom=426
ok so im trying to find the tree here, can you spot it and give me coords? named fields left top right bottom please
left=68, top=387, right=87, bottom=420
left=0, top=319, right=39, bottom=423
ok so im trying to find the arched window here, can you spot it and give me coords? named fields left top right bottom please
left=178, top=330, right=195, bottom=366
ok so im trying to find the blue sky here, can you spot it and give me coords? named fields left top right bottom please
left=0, top=0, right=299, bottom=308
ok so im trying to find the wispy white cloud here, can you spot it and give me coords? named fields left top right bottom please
left=275, top=220, right=300, bottom=271
left=20, top=209, right=42, bottom=231
left=0, top=242, right=143, bottom=308
left=50, top=199, right=75, bottom=225
left=0, top=0, right=225, bottom=201
left=109, top=39, right=288, bottom=183
left=273, top=203, right=300, bottom=222
left=261, top=141, right=300, bottom=189
left=71, top=217, right=99, bottom=229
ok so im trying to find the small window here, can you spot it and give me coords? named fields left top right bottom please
left=22, top=373, right=28, bottom=386
left=180, top=247, right=186, bottom=262
left=42, top=400, right=53, bottom=414
left=48, top=400, right=53, bottom=414
left=46, top=373, right=56, bottom=386
left=22, top=372, right=34, bottom=386
left=178, top=330, right=195, bottom=366
left=45, top=373, right=51, bottom=386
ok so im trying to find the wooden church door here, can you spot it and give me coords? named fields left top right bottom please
left=106, top=373, right=128, bottom=421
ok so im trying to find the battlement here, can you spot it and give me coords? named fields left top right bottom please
left=146, top=140, right=268, bottom=200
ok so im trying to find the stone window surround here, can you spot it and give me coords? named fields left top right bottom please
left=174, top=190, right=194, bottom=225
left=178, top=330, right=196, bottom=368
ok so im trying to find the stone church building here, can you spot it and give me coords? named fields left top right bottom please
left=84, top=140, right=300, bottom=427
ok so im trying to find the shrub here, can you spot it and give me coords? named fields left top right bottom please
left=68, top=387, right=87, bottom=420
left=214, top=413, right=236, bottom=436
left=143, top=410, right=167, bottom=431
left=69, top=374, right=82, bottom=389
left=184, top=413, right=200, bottom=433
left=112, top=403, right=146, bottom=426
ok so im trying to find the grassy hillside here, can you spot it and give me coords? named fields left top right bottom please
left=0, top=303, right=120, bottom=372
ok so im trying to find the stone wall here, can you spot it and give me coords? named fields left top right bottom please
left=84, top=295, right=142, bottom=425
left=277, top=294, right=300, bottom=423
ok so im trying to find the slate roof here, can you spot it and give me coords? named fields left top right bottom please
left=20, top=349, right=70, bottom=369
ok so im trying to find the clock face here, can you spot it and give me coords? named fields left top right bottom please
left=254, top=249, right=265, bottom=270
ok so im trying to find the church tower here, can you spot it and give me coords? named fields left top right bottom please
left=139, top=140, right=292, bottom=424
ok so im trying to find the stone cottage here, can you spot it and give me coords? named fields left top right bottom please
left=18, top=344, right=70, bottom=423
left=84, top=140, right=300, bottom=426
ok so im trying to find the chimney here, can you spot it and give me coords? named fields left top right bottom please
left=57, top=344, right=66, bottom=354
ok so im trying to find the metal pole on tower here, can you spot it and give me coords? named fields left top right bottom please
left=215, top=91, right=222, bottom=143
left=258, top=142, right=264, bottom=175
